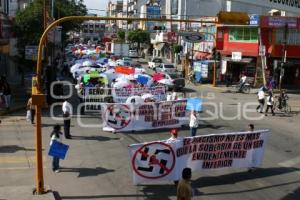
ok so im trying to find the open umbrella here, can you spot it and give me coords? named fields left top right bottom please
left=126, top=96, right=144, bottom=104
left=83, top=60, right=93, bottom=67
left=113, top=81, right=131, bottom=88
left=158, top=79, right=174, bottom=86
left=141, top=93, right=154, bottom=100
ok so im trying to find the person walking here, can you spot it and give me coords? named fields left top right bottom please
left=62, top=99, right=72, bottom=139
left=256, top=88, right=265, bottom=113
left=189, top=110, right=198, bottom=137
left=166, top=129, right=181, bottom=186
left=26, top=97, right=35, bottom=124
left=2, top=81, right=11, bottom=109
left=50, top=125, right=63, bottom=173
left=177, top=168, right=193, bottom=200
left=265, top=92, right=275, bottom=116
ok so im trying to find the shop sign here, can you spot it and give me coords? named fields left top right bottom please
left=179, top=32, right=205, bottom=43
left=231, top=0, right=300, bottom=14
left=249, top=14, right=259, bottom=25
left=259, top=45, right=266, bottom=56
left=232, top=52, right=242, bottom=61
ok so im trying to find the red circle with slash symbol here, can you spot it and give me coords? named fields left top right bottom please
left=132, top=142, right=176, bottom=179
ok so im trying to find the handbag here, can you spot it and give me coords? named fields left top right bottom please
left=26, top=110, right=31, bottom=122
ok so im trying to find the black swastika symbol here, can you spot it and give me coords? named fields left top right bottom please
left=137, top=147, right=171, bottom=174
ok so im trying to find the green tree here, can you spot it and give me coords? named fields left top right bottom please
left=117, top=30, right=126, bottom=41
left=14, top=0, right=87, bottom=57
left=127, top=29, right=150, bottom=50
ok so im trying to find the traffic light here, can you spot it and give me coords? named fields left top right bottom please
left=212, top=47, right=221, bottom=61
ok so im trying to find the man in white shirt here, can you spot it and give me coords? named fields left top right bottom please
left=256, top=89, right=265, bottom=113
left=189, top=110, right=198, bottom=136
left=239, top=74, right=247, bottom=92
left=62, top=99, right=72, bottom=139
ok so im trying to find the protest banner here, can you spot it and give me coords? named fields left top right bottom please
left=83, top=87, right=113, bottom=112
left=128, top=130, right=269, bottom=184
left=102, top=99, right=188, bottom=132
left=112, top=86, right=166, bottom=103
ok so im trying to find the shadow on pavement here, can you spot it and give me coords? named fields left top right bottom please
left=53, top=192, right=151, bottom=200
left=192, top=167, right=300, bottom=190
left=0, top=145, right=37, bottom=153
left=59, top=167, right=115, bottom=178
left=281, top=186, right=300, bottom=200
left=71, top=135, right=119, bottom=142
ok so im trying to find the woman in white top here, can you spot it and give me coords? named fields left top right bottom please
left=50, top=125, right=63, bottom=172
left=189, top=110, right=198, bottom=136
left=265, top=92, right=275, bottom=116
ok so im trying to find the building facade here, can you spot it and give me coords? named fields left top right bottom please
left=260, top=16, right=300, bottom=86
left=80, top=21, right=106, bottom=43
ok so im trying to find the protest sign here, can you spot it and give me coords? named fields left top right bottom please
left=128, top=130, right=269, bottom=184
left=83, top=87, right=112, bottom=112
left=102, top=99, right=188, bottom=132
left=186, top=98, right=202, bottom=111
left=48, top=140, right=69, bottom=160
left=112, top=86, right=166, bottom=103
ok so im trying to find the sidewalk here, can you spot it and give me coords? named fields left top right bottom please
left=0, top=186, right=55, bottom=200
left=0, top=78, right=31, bottom=116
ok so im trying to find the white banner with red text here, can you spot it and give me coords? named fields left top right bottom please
left=102, top=100, right=188, bottom=132
left=128, top=130, right=269, bottom=184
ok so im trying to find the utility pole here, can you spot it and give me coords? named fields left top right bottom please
left=279, top=23, right=288, bottom=90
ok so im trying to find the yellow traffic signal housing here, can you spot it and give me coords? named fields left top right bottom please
left=217, top=11, right=250, bottom=25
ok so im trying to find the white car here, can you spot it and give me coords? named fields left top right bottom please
left=148, top=57, right=163, bottom=69
left=129, top=50, right=139, bottom=58
left=155, top=63, right=176, bottom=74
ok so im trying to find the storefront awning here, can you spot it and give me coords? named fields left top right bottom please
left=222, top=57, right=253, bottom=63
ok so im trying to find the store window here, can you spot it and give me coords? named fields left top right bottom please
left=229, top=27, right=258, bottom=42
left=275, top=29, right=300, bottom=45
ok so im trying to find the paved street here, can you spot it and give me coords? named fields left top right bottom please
left=1, top=79, right=300, bottom=199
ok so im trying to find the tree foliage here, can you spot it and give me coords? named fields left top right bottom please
left=127, top=29, right=150, bottom=49
left=117, top=30, right=126, bottom=41
left=14, top=0, right=87, bottom=56
left=172, top=44, right=183, bottom=54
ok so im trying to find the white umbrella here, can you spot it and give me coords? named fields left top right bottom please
left=113, top=81, right=131, bottom=88
left=70, top=63, right=81, bottom=73
left=141, top=93, right=154, bottom=100
left=158, top=79, right=174, bottom=86
left=126, top=96, right=144, bottom=104
left=83, top=60, right=93, bottom=67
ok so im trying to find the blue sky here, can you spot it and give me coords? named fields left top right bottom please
left=83, top=0, right=109, bottom=15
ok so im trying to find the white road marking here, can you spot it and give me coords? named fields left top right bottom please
left=278, top=156, right=300, bottom=167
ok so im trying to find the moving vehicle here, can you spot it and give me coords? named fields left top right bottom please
left=106, top=42, right=130, bottom=57
left=165, top=73, right=185, bottom=90
left=129, top=49, right=139, bottom=58
left=148, top=57, right=163, bottom=69
left=155, top=63, right=176, bottom=74
left=116, top=57, right=132, bottom=66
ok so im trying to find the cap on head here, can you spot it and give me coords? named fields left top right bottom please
left=170, top=128, right=178, bottom=135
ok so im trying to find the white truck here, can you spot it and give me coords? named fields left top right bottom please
left=148, top=57, right=163, bottom=69
left=107, top=42, right=129, bottom=57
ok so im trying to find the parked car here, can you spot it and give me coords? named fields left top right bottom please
left=129, top=49, right=139, bottom=58
left=155, top=63, right=176, bottom=74
left=116, top=57, right=132, bottom=66
left=148, top=57, right=163, bottom=69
